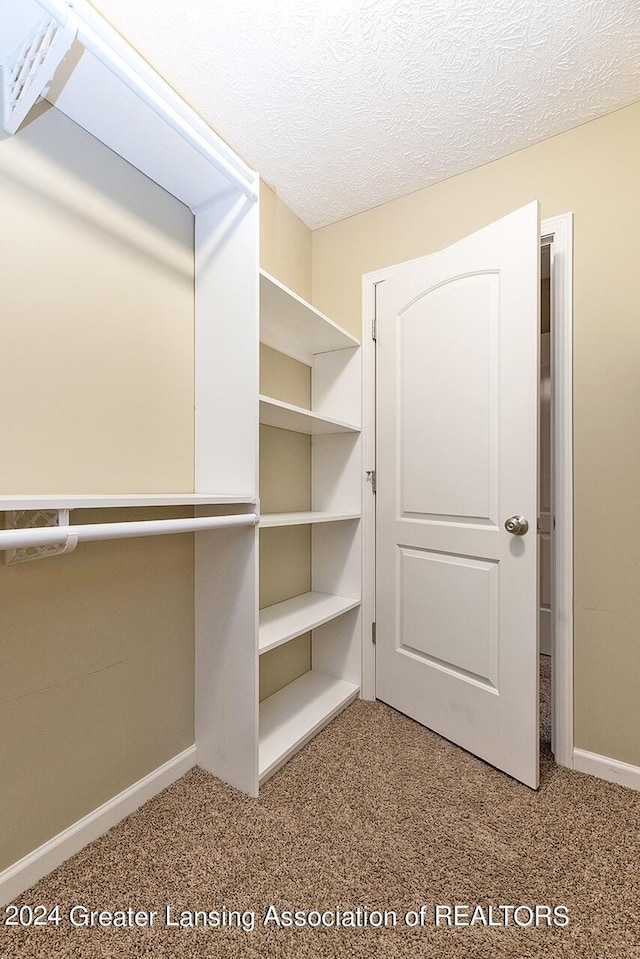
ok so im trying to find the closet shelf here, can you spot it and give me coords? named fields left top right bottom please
left=24, top=0, right=258, bottom=210
left=259, top=670, right=360, bottom=783
left=260, top=270, right=360, bottom=365
left=259, top=511, right=360, bottom=528
left=0, top=494, right=257, bottom=511
left=259, top=591, right=360, bottom=655
left=260, top=395, right=360, bottom=435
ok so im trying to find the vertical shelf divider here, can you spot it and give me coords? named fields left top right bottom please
left=194, top=191, right=260, bottom=797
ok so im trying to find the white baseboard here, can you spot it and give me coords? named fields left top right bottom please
left=573, top=747, right=640, bottom=791
left=0, top=745, right=196, bottom=906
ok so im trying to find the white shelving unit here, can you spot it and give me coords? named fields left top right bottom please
left=260, top=270, right=359, bottom=362
left=0, top=494, right=257, bottom=510
left=260, top=395, right=359, bottom=434
left=1, top=0, right=261, bottom=800
left=260, top=671, right=360, bottom=783
left=1, top=0, right=361, bottom=816
left=260, top=511, right=360, bottom=528
left=259, top=591, right=361, bottom=654
left=258, top=275, right=362, bottom=784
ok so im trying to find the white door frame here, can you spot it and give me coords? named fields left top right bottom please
left=361, top=212, right=574, bottom=770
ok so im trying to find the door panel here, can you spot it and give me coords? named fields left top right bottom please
left=400, top=274, right=498, bottom=521
left=376, top=202, right=540, bottom=787
left=398, top=547, right=499, bottom=686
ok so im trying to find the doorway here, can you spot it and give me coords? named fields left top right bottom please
left=361, top=210, right=574, bottom=777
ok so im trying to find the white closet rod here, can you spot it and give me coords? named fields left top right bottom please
left=0, top=513, right=258, bottom=551
left=36, top=0, right=259, bottom=203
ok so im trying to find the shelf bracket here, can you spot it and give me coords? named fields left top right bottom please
left=1, top=4, right=76, bottom=135
left=4, top=509, right=78, bottom=565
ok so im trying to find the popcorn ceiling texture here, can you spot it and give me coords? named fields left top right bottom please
left=88, top=0, right=640, bottom=228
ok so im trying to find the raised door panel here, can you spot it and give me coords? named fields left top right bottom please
left=400, top=274, right=499, bottom=524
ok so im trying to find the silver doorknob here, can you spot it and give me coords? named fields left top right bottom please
left=504, top=515, right=529, bottom=535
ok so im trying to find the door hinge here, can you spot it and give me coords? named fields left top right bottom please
left=372, top=314, right=377, bottom=340
left=371, top=622, right=377, bottom=645
left=366, top=469, right=376, bottom=494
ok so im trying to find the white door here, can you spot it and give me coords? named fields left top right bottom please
left=376, top=202, right=540, bottom=788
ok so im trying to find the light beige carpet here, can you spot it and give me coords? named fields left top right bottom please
left=540, top=654, right=551, bottom=744
left=3, top=699, right=639, bottom=958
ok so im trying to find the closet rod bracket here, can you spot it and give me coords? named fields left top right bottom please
left=4, top=509, right=78, bottom=565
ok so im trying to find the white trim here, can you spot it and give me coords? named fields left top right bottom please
left=0, top=746, right=196, bottom=906
left=361, top=211, right=575, bottom=771
left=361, top=277, right=377, bottom=700
left=573, top=748, right=640, bottom=791
left=545, top=213, right=574, bottom=770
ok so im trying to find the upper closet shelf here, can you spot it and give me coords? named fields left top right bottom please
left=0, top=0, right=258, bottom=211
left=0, top=494, right=258, bottom=511
left=260, top=271, right=360, bottom=366
left=260, top=396, right=360, bottom=435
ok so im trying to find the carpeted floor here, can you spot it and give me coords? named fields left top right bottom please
left=540, top=653, right=551, bottom=744
left=3, top=693, right=639, bottom=958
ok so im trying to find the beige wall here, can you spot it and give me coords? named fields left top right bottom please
left=259, top=415, right=312, bottom=702
left=260, top=344, right=311, bottom=409
left=260, top=181, right=312, bottom=299
left=0, top=104, right=194, bottom=493
left=0, top=105, right=195, bottom=870
left=258, top=182, right=314, bottom=702
left=313, top=99, right=640, bottom=766
left=0, top=508, right=194, bottom=869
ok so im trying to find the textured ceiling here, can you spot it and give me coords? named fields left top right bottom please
left=87, top=0, right=640, bottom=229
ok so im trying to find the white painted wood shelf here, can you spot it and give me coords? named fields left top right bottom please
left=259, top=591, right=361, bottom=655
left=0, top=494, right=258, bottom=511
left=258, top=254, right=362, bottom=789
left=260, top=511, right=360, bottom=528
left=260, top=395, right=360, bottom=435
left=260, top=270, right=359, bottom=364
left=259, top=670, right=360, bottom=783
